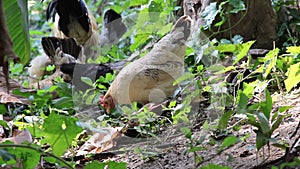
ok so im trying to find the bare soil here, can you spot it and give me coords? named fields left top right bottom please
left=106, top=89, right=300, bottom=169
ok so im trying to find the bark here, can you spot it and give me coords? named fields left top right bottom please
left=180, top=0, right=277, bottom=49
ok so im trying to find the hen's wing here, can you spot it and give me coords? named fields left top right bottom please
left=106, top=15, right=192, bottom=104
left=60, top=62, right=113, bottom=90
left=41, top=37, right=81, bottom=60
left=60, top=63, right=113, bottom=80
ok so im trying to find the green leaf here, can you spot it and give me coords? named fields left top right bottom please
left=130, top=34, right=150, bottom=52
left=220, top=136, right=238, bottom=150
left=246, top=113, right=260, bottom=128
left=242, top=81, right=256, bottom=97
left=157, top=23, right=173, bottom=36
left=218, top=111, right=233, bottom=129
left=0, top=149, right=15, bottom=161
left=201, top=2, right=221, bottom=29
left=13, top=145, right=40, bottom=169
left=180, top=127, right=192, bottom=139
left=52, top=97, right=74, bottom=109
left=4, top=0, right=30, bottom=64
left=234, top=41, right=255, bottom=64
left=81, top=77, right=94, bottom=86
left=107, top=161, right=127, bottom=169
left=148, top=0, right=163, bottom=21
left=173, top=73, right=194, bottom=85
left=85, top=161, right=105, bottom=169
left=215, top=44, right=236, bottom=53
left=187, top=146, right=205, bottom=153
left=286, top=46, right=300, bottom=55
left=0, top=120, right=9, bottom=129
left=278, top=106, right=293, bottom=113
left=200, top=164, right=231, bottom=169
left=254, top=130, right=269, bottom=151
left=0, top=104, right=8, bottom=114
left=237, top=90, right=248, bottom=111
left=260, top=48, right=279, bottom=78
left=271, top=114, right=284, bottom=133
left=229, top=0, right=246, bottom=13
left=284, top=62, right=300, bottom=92
left=261, top=90, right=272, bottom=120
left=42, top=113, right=82, bottom=156
left=257, top=112, right=270, bottom=135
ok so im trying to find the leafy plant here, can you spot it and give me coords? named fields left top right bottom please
left=4, top=0, right=30, bottom=64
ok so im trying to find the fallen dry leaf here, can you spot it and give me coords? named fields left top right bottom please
left=0, top=70, right=21, bottom=93
left=1, top=129, right=32, bottom=144
left=77, top=127, right=123, bottom=155
left=0, top=92, right=29, bottom=105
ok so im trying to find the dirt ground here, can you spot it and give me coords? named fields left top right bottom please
left=106, top=89, right=300, bottom=169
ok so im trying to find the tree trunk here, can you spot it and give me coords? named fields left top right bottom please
left=180, top=0, right=277, bottom=49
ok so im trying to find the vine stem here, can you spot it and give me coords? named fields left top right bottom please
left=0, top=144, right=74, bottom=169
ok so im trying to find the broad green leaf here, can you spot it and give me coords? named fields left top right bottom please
left=187, top=146, right=205, bottom=153
left=272, top=143, right=288, bottom=150
left=130, top=34, right=150, bottom=52
left=201, top=2, right=221, bottom=29
left=218, top=111, right=233, bottom=129
left=271, top=114, right=284, bottom=133
left=260, top=48, right=279, bottom=78
left=130, top=0, right=149, bottom=6
left=242, top=81, right=256, bottom=97
left=4, top=0, right=30, bottom=64
left=221, top=136, right=238, bottom=150
left=234, top=41, right=255, bottom=64
left=254, top=130, right=269, bottom=151
left=0, top=149, right=15, bottom=162
left=246, top=114, right=260, bottom=128
left=0, top=104, right=8, bottom=114
left=108, top=161, right=127, bottom=169
left=52, top=97, right=74, bottom=109
left=180, top=127, right=192, bottom=139
left=261, top=90, right=272, bottom=119
left=157, top=23, right=173, bottom=36
left=13, top=145, right=40, bottom=169
left=85, top=161, right=105, bottom=169
left=174, top=73, right=194, bottom=85
left=81, top=77, right=93, bottom=86
left=286, top=46, right=300, bottom=55
left=257, top=112, right=270, bottom=135
left=284, top=62, right=300, bottom=92
left=215, top=44, right=236, bottom=53
left=0, top=120, right=9, bottom=129
left=278, top=106, right=293, bottom=113
left=229, top=0, right=246, bottom=13
left=215, top=65, right=235, bottom=75
left=201, top=164, right=231, bottom=169
left=148, top=0, right=163, bottom=22
left=42, top=113, right=82, bottom=156
left=237, top=90, right=248, bottom=111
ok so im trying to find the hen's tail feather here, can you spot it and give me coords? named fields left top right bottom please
left=45, top=0, right=90, bottom=37
left=41, top=37, right=82, bottom=60
left=103, top=9, right=127, bottom=42
left=45, top=0, right=58, bottom=22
